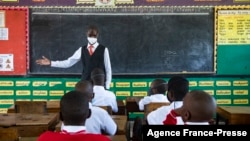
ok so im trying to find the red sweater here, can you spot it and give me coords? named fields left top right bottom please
left=37, top=131, right=111, bottom=141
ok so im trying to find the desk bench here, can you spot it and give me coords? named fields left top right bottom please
left=216, top=106, right=250, bottom=125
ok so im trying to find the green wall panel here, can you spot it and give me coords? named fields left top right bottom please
left=217, top=45, right=250, bottom=75
left=0, top=77, right=249, bottom=113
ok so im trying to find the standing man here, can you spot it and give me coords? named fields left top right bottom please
left=36, top=25, right=112, bottom=89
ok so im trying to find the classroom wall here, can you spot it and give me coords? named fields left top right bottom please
left=0, top=0, right=250, bottom=113
left=0, top=76, right=249, bottom=113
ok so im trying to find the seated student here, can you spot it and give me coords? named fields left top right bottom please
left=75, top=80, right=117, bottom=135
left=61, top=80, right=117, bottom=136
left=138, top=78, right=169, bottom=111
left=163, top=90, right=217, bottom=125
left=91, top=68, right=118, bottom=113
left=37, top=90, right=110, bottom=141
left=147, top=76, right=189, bottom=125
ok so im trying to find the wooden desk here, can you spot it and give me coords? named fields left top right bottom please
left=113, top=100, right=126, bottom=115
left=0, top=114, right=15, bottom=127
left=125, top=97, right=143, bottom=121
left=8, top=100, right=125, bottom=115
left=108, top=135, right=126, bottom=141
left=8, top=101, right=60, bottom=113
left=0, top=113, right=59, bottom=137
left=111, top=115, right=127, bottom=135
left=46, top=101, right=60, bottom=113
left=216, top=106, right=250, bottom=125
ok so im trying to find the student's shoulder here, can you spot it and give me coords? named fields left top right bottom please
left=152, top=105, right=171, bottom=114
left=105, top=90, right=116, bottom=98
left=37, top=131, right=61, bottom=141
left=37, top=131, right=111, bottom=141
left=141, top=95, right=152, bottom=100
left=91, top=106, right=110, bottom=114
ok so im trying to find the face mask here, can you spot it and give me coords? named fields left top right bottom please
left=87, top=37, right=97, bottom=45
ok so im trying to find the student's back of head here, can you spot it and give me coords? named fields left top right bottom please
left=60, top=90, right=89, bottom=126
left=148, top=78, right=167, bottom=95
left=167, top=76, right=189, bottom=102
left=75, top=80, right=94, bottom=102
left=181, top=90, right=216, bottom=123
left=38, top=90, right=111, bottom=141
left=91, top=68, right=105, bottom=86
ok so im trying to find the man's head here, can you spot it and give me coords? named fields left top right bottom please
left=166, top=76, right=189, bottom=102
left=60, top=90, right=89, bottom=126
left=91, top=68, right=105, bottom=86
left=148, top=78, right=167, bottom=96
left=180, top=90, right=217, bottom=123
left=87, top=25, right=98, bottom=45
left=75, top=80, right=94, bottom=101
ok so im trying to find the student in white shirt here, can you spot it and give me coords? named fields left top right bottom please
left=163, top=90, right=217, bottom=125
left=147, top=76, right=189, bottom=125
left=138, top=78, right=169, bottom=111
left=91, top=68, right=118, bottom=113
left=61, top=80, right=117, bottom=135
left=38, top=90, right=110, bottom=141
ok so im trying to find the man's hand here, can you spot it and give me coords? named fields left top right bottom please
left=36, top=56, right=51, bottom=66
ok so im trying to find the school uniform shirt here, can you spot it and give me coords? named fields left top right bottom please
left=185, top=122, right=209, bottom=125
left=50, top=42, right=112, bottom=89
left=61, top=103, right=117, bottom=136
left=92, top=85, right=118, bottom=113
left=163, top=110, right=209, bottom=125
left=37, top=125, right=110, bottom=141
left=86, top=103, right=117, bottom=135
left=138, top=94, right=169, bottom=111
left=147, top=101, right=183, bottom=125
left=162, top=109, right=184, bottom=125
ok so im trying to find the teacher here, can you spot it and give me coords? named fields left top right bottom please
left=36, top=25, right=112, bottom=89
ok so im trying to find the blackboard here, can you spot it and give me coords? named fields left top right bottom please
left=29, top=7, right=214, bottom=76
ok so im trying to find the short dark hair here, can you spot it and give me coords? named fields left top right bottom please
left=167, top=76, right=189, bottom=101
left=91, top=68, right=105, bottom=85
left=186, top=90, right=216, bottom=121
left=151, top=78, right=167, bottom=94
left=75, top=80, right=93, bottom=99
left=60, top=90, right=89, bottom=125
left=87, top=25, right=99, bottom=37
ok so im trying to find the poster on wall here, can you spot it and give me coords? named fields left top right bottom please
left=0, top=7, right=28, bottom=75
left=0, top=54, right=14, bottom=71
left=216, top=6, right=250, bottom=75
left=0, top=28, right=8, bottom=40
left=217, top=10, right=250, bottom=45
left=0, top=11, right=5, bottom=27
